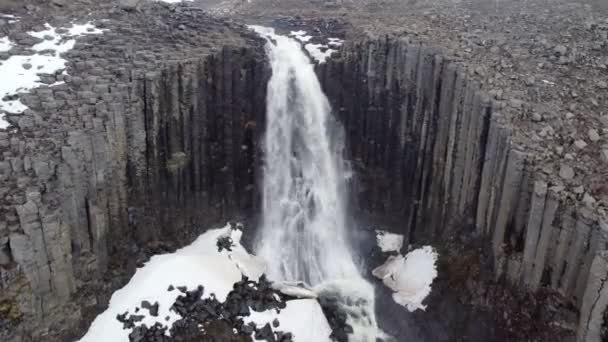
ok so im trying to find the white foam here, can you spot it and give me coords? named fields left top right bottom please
left=272, top=282, right=318, bottom=299
left=245, top=299, right=333, bottom=342
left=250, top=25, right=381, bottom=341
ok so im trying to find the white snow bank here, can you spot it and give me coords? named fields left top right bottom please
left=0, top=13, right=19, bottom=23
left=79, top=224, right=333, bottom=342
left=79, top=226, right=250, bottom=342
left=245, top=299, right=332, bottom=342
left=0, top=36, right=12, bottom=52
left=0, top=22, right=105, bottom=128
left=375, top=230, right=404, bottom=253
left=290, top=30, right=312, bottom=43
left=372, top=246, right=438, bottom=312
left=304, top=43, right=337, bottom=64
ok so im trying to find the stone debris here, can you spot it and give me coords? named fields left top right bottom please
left=559, top=164, right=575, bottom=180
left=216, top=235, right=235, bottom=253
left=115, top=276, right=313, bottom=342
left=141, top=300, right=160, bottom=317
left=588, top=129, right=601, bottom=142
left=574, top=140, right=588, bottom=150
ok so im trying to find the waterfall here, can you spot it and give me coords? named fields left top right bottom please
left=250, top=26, right=359, bottom=285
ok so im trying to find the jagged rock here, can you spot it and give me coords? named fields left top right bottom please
left=217, top=236, right=234, bottom=252
left=141, top=300, right=159, bottom=317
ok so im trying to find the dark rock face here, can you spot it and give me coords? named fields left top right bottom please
left=0, top=4, right=270, bottom=341
left=317, top=38, right=606, bottom=340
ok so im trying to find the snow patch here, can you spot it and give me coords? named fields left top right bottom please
left=79, top=224, right=334, bottom=342
left=245, top=299, right=333, bottom=342
left=328, top=38, right=344, bottom=47
left=290, top=30, right=313, bottom=43
left=0, top=36, right=12, bottom=52
left=375, top=230, right=404, bottom=253
left=0, top=22, right=105, bottom=129
left=156, top=0, right=193, bottom=3
left=372, top=246, right=438, bottom=312
left=78, top=226, right=250, bottom=342
left=0, top=13, right=19, bottom=23
left=304, top=43, right=337, bottom=64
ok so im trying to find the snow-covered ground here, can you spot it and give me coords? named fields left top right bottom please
left=0, top=36, right=12, bottom=52
left=0, top=22, right=105, bottom=129
left=245, top=299, right=333, bottom=341
left=372, top=233, right=438, bottom=312
left=0, top=13, right=19, bottom=24
left=290, top=30, right=313, bottom=43
left=288, top=30, right=343, bottom=63
left=78, top=224, right=333, bottom=342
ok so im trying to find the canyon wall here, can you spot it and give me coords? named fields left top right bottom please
left=0, top=9, right=268, bottom=340
left=317, top=37, right=608, bottom=341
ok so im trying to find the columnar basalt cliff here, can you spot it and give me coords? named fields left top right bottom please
left=1, top=2, right=608, bottom=341
left=317, top=37, right=608, bottom=341
left=0, top=5, right=269, bottom=341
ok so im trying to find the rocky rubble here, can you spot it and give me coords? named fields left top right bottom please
left=113, top=275, right=358, bottom=342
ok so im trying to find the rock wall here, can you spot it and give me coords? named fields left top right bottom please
left=0, top=6, right=268, bottom=341
left=317, top=37, right=608, bottom=340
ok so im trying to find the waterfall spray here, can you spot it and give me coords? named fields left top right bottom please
left=250, top=25, right=358, bottom=285
left=250, top=26, right=383, bottom=342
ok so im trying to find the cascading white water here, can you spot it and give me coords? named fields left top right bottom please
left=250, top=26, right=383, bottom=342
left=251, top=26, right=359, bottom=285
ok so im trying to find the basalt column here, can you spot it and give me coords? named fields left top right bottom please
left=317, top=37, right=608, bottom=340
left=0, top=44, right=269, bottom=341
left=125, top=49, right=268, bottom=245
